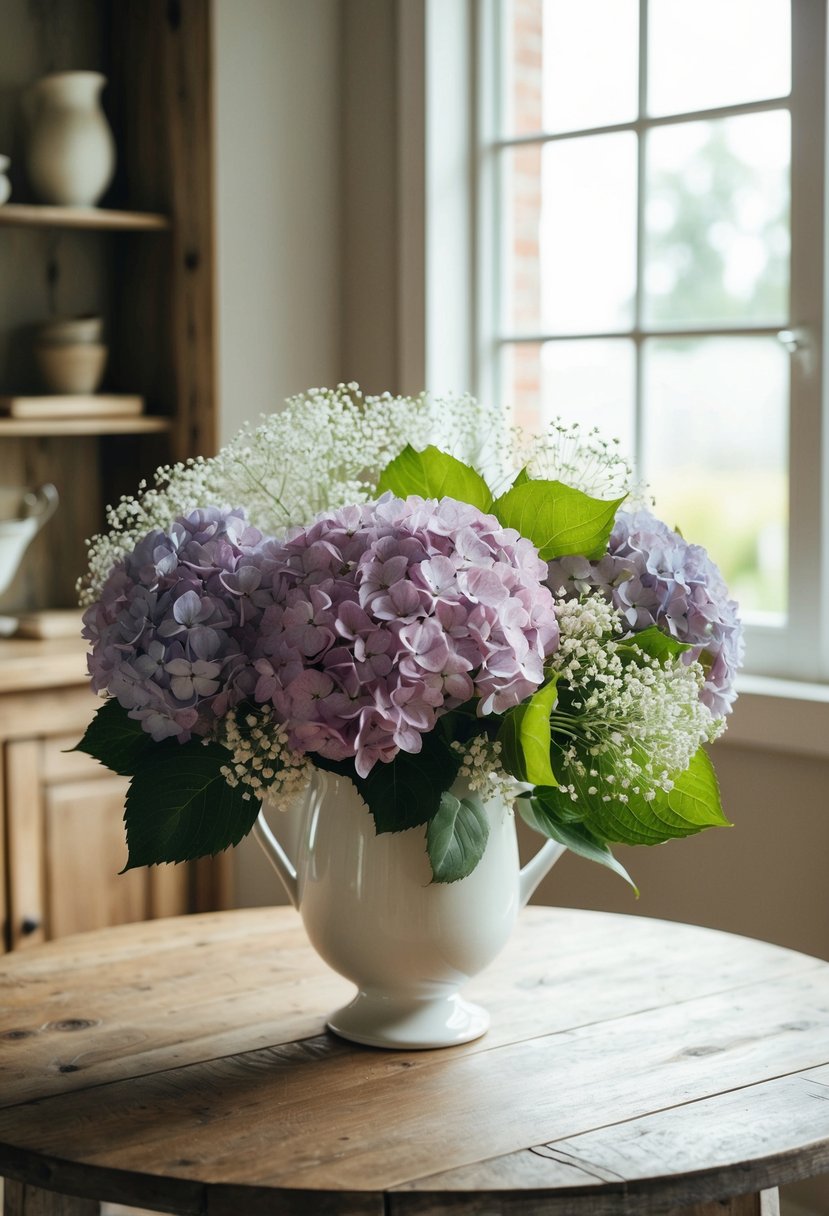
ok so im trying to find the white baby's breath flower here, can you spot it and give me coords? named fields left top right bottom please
left=547, top=593, right=723, bottom=804
left=79, top=385, right=515, bottom=604
left=450, top=737, right=517, bottom=805
left=217, top=705, right=311, bottom=807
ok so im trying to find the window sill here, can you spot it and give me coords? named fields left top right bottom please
left=723, top=674, right=829, bottom=760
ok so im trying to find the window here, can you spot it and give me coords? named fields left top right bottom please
left=476, top=0, right=827, bottom=683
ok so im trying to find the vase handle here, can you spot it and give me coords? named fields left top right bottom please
left=252, top=810, right=299, bottom=908
left=519, top=837, right=566, bottom=908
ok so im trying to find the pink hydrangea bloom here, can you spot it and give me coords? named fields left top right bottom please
left=253, top=494, right=559, bottom=778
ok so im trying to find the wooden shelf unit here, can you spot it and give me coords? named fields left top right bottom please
left=0, top=0, right=216, bottom=620
left=0, top=0, right=224, bottom=953
left=0, top=203, right=170, bottom=231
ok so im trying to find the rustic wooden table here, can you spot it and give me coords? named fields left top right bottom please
left=1, top=907, right=829, bottom=1216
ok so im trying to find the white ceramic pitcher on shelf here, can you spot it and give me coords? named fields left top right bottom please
left=0, top=484, right=59, bottom=598
left=23, top=71, right=115, bottom=207
left=254, top=769, right=565, bottom=1050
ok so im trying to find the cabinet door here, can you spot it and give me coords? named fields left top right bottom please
left=5, top=733, right=192, bottom=949
left=44, top=774, right=147, bottom=938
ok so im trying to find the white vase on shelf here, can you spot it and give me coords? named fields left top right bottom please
left=23, top=72, right=115, bottom=207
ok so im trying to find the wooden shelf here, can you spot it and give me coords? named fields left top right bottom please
left=0, top=204, right=170, bottom=232
left=0, top=416, right=172, bottom=437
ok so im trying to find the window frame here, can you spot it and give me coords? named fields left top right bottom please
left=473, top=0, right=829, bottom=685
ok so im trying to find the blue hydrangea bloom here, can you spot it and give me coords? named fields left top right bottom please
left=547, top=508, right=743, bottom=718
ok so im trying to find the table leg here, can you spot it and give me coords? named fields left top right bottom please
left=671, top=1189, right=780, bottom=1216
left=3, top=1181, right=99, bottom=1216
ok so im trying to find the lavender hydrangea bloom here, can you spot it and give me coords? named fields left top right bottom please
left=547, top=508, right=743, bottom=717
left=83, top=508, right=271, bottom=742
left=252, top=494, right=560, bottom=779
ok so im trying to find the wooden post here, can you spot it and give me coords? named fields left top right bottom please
left=671, top=1188, right=780, bottom=1215
left=3, top=1180, right=99, bottom=1215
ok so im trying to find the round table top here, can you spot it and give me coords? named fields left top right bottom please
left=1, top=906, right=829, bottom=1215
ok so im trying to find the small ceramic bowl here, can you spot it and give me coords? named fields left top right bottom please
left=34, top=342, right=108, bottom=394
left=37, top=314, right=104, bottom=345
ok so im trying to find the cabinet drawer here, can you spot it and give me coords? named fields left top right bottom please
left=40, top=733, right=107, bottom=784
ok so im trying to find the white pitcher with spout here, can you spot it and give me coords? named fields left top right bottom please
left=254, top=770, right=564, bottom=1049
left=0, top=484, right=59, bottom=598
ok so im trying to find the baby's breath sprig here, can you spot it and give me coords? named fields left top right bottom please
left=216, top=705, right=311, bottom=808
left=508, top=419, right=633, bottom=502
left=79, top=386, right=513, bottom=604
left=450, top=737, right=518, bottom=806
left=547, top=593, right=723, bottom=807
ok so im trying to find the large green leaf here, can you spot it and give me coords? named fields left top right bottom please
left=427, top=791, right=489, bottom=883
left=316, top=729, right=462, bottom=834
left=518, top=793, right=637, bottom=892
left=540, top=744, right=729, bottom=847
left=492, top=479, right=625, bottom=560
left=377, top=445, right=493, bottom=512
left=74, top=698, right=153, bottom=776
left=618, top=626, right=693, bottom=663
left=123, top=740, right=260, bottom=869
left=497, top=677, right=560, bottom=786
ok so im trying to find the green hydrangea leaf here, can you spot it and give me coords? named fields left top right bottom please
left=497, top=677, right=560, bottom=786
left=376, top=444, right=493, bottom=512
left=666, top=746, right=731, bottom=828
left=317, top=729, right=462, bottom=834
left=540, top=744, right=730, bottom=846
left=74, top=697, right=153, bottom=776
left=518, top=792, right=638, bottom=892
left=123, top=740, right=260, bottom=869
left=492, top=479, right=625, bottom=560
left=427, top=791, right=489, bottom=883
left=618, top=626, right=693, bottom=662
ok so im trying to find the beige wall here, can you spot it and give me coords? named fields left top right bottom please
left=213, top=0, right=343, bottom=442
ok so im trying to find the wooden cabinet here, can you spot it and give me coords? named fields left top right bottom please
left=0, top=639, right=232, bottom=953
left=0, top=2, right=225, bottom=952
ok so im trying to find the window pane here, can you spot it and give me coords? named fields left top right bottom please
left=648, top=0, right=791, bottom=117
left=643, top=337, right=788, bottom=618
left=504, top=0, right=638, bottom=137
left=644, top=112, right=790, bottom=328
left=504, top=133, right=637, bottom=334
left=503, top=339, right=635, bottom=456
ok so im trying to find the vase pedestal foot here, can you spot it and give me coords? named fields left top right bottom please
left=326, top=990, right=490, bottom=1050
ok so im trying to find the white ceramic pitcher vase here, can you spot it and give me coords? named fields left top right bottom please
left=254, top=770, right=565, bottom=1049
left=24, top=72, right=115, bottom=207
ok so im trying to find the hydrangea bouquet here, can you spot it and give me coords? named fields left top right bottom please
left=77, top=385, right=742, bottom=889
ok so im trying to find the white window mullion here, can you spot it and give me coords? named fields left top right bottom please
left=474, top=0, right=504, bottom=410
left=782, top=0, right=828, bottom=679
left=633, top=0, right=649, bottom=473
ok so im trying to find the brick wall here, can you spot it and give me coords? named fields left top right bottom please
left=506, top=0, right=543, bottom=430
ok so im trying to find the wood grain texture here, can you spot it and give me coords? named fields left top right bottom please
left=0, top=641, right=88, bottom=696
left=3, top=1180, right=99, bottom=1214
left=5, top=739, right=45, bottom=949
left=0, top=909, right=828, bottom=1215
left=43, top=775, right=145, bottom=937
left=0, top=418, right=170, bottom=438
left=0, top=205, right=169, bottom=232
left=109, top=0, right=216, bottom=462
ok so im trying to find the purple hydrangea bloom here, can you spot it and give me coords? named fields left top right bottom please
left=547, top=507, right=743, bottom=717
left=252, top=494, right=560, bottom=778
left=83, top=508, right=272, bottom=741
